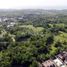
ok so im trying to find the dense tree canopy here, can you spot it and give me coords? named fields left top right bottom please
left=0, top=13, right=67, bottom=67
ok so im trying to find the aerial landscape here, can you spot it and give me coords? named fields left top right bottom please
left=0, top=0, right=67, bottom=67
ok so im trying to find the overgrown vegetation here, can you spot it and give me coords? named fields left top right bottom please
left=0, top=10, right=67, bottom=67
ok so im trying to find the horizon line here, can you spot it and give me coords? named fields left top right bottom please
left=0, top=8, right=67, bottom=10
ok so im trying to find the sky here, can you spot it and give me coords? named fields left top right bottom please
left=0, top=0, right=67, bottom=9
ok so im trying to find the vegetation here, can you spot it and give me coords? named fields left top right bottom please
left=0, top=10, right=67, bottom=67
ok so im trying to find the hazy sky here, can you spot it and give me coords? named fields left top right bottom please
left=0, top=0, right=67, bottom=9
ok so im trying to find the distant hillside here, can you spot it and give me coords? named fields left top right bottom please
left=0, top=9, right=67, bottom=17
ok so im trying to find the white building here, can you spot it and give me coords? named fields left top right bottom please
left=7, top=22, right=16, bottom=28
left=53, top=58, right=63, bottom=67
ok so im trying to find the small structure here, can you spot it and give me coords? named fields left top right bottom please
left=57, top=51, right=67, bottom=65
left=62, top=51, right=67, bottom=65
left=42, top=59, right=56, bottom=67
left=7, top=22, right=16, bottom=28
left=53, top=58, right=63, bottom=67
left=54, top=51, right=67, bottom=67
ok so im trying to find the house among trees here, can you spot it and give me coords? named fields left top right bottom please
left=53, top=51, right=67, bottom=67
left=56, top=51, right=67, bottom=65
left=42, top=59, right=56, bottom=67
left=41, top=51, right=67, bottom=67
left=53, top=58, right=63, bottom=67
